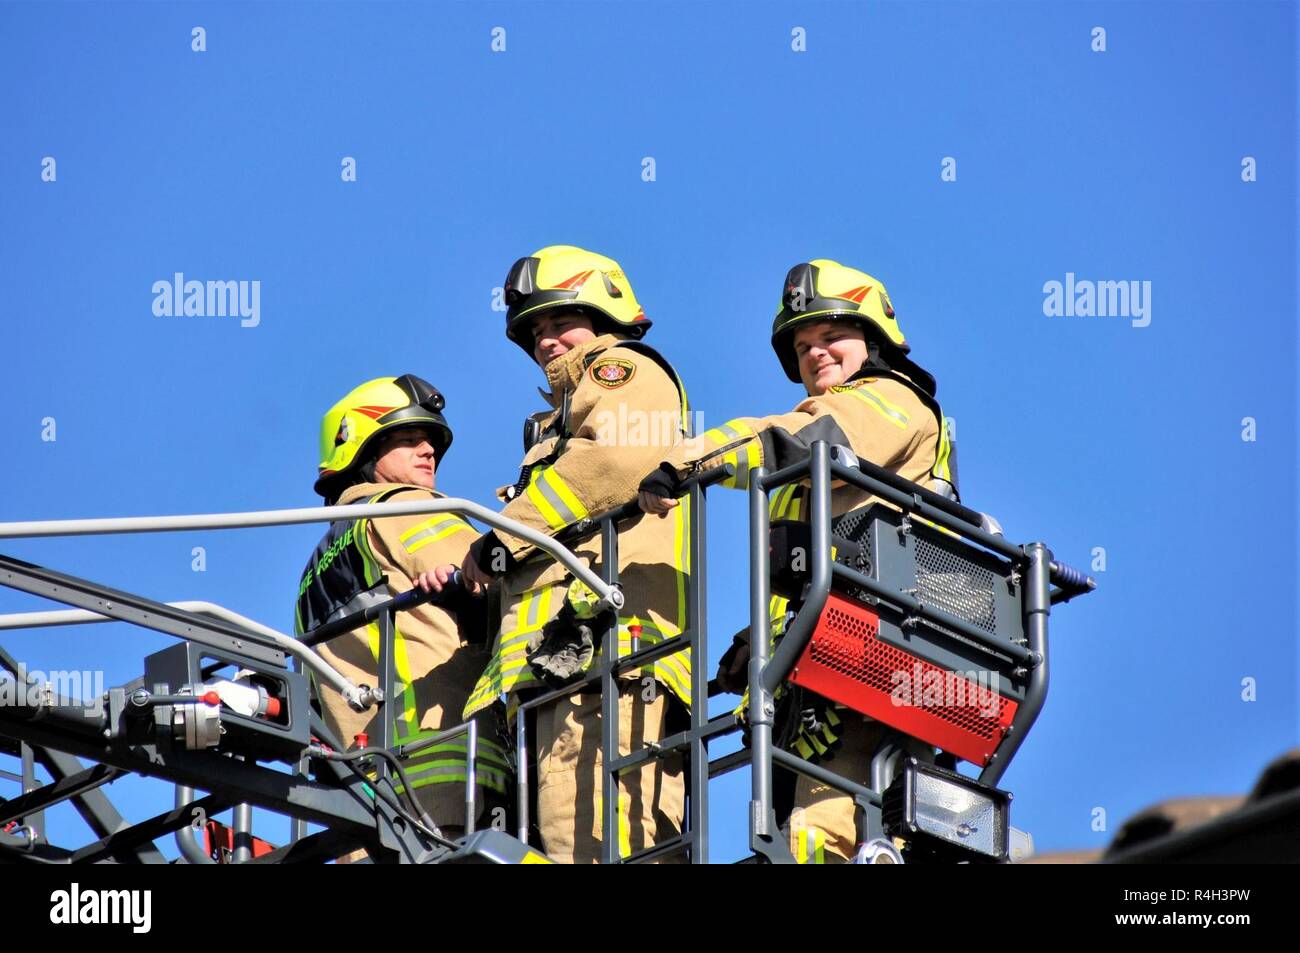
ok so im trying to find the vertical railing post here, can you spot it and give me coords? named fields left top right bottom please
left=980, top=542, right=1052, bottom=788
left=599, top=518, right=620, bottom=865
left=290, top=654, right=308, bottom=844
left=375, top=607, right=396, bottom=782
left=515, top=704, right=530, bottom=843
left=232, top=800, right=254, bottom=863
left=747, top=465, right=776, bottom=854
left=464, top=718, right=478, bottom=835
left=686, top=482, right=708, bottom=863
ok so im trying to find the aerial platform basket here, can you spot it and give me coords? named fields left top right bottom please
left=774, top=503, right=1028, bottom=767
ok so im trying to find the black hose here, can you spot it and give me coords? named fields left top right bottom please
left=313, top=745, right=457, bottom=851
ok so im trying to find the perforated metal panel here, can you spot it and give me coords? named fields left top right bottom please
left=826, top=504, right=1028, bottom=703
left=790, top=592, right=1017, bottom=765
left=913, top=535, right=997, bottom=634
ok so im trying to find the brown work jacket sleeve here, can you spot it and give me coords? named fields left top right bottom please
left=660, top=375, right=939, bottom=491
left=495, top=346, right=684, bottom=560
left=365, top=487, right=492, bottom=643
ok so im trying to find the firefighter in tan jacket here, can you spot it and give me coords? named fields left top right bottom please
left=640, top=259, right=953, bottom=863
left=295, top=375, right=509, bottom=842
left=461, top=245, right=692, bottom=863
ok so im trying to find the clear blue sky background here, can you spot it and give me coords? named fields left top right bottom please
left=1, top=1, right=1295, bottom=862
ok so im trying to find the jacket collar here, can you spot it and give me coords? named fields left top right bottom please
left=843, top=354, right=937, bottom=399
left=540, top=332, right=628, bottom=405
left=335, top=482, right=439, bottom=506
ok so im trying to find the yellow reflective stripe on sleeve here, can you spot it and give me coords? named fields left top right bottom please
left=721, top=444, right=761, bottom=490
left=844, top=385, right=910, bottom=429
left=545, top=467, right=589, bottom=522
left=526, top=466, right=590, bottom=530
left=400, top=515, right=474, bottom=554
left=398, top=513, right=466, bottom=543
left=703, top=420, right=746, bottom=446
left=713, top=421, right=757, bottom=489
left=407, top=521, right=473, bottom=553
left=524, top=470, right=564, bottom=530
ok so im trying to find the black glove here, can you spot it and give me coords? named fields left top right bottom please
left=716, top=631, right=751, bottom=696
left=468, top=531, right=517, bottom=578
left=638, top=462, right=684, bottom=500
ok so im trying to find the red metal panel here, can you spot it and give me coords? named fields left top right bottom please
left=788, top=592, right=1017, bottom=766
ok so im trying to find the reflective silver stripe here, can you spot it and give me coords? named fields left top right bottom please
left=532, top=469, right=584, bottom=527
left=321, top=586, right=390, bottom=627
left=717, top=422, right=742, bottom=441
left=499, top=628, right=537, bottom=655
left=852, top=386, right=910, bottom=427
left=524, top=589, right=543, bottom=630
left=398, top=513, right=462, bottom=541
left=731, top=438, right=759, bottom=491
left=400, top=517, right=471, bottom=551
left=733, top=453, right=750, bottom=490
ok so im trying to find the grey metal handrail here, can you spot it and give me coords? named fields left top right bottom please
left=0, top=601, right=365, bottom=707
left=0, top=498, right=623, bottom=614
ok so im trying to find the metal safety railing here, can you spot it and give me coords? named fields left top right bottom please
left=0, top=474, right=738, bottom=863
left=731, top=440, right=1095, bottom=862
left=496, top=465, right=732, bottom=864
left=0, top=495, right=635, bottom=863
left=0, top=441, right=1093, bottom=863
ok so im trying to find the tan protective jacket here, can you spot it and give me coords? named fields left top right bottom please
left=657, top=365, right=953, bottom=762
left=660, top=366, right=952, bottom=523
left=464, top=334, right=694, bottom=717
left=296, top=482, right=508, bottom=825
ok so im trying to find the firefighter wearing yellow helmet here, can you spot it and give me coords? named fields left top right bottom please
left=296, top=375, right=509, bottom=851
left=639, top=259, right=954, bottom=864
left=461, top=245, right=693, bottom=863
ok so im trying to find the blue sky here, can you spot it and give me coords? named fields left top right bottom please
left=1, top=1, right=1295, bottom=861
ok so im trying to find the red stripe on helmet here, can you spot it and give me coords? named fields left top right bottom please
left=554, top=269, right=594, bottom=290
left=834, top=285, right=872, bottom=304
left=353, top=405, right=397, bottom=419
